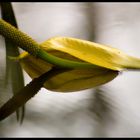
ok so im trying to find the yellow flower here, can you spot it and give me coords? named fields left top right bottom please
left=18, top=37, right=140, bottom=92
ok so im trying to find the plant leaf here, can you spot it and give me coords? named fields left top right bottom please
left=41, top=37, right=140, bottom=71
left=1, top=2, right=25, bottom=124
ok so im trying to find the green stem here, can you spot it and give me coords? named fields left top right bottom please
left=38, top=49, right=95, bottom=68
left=0, top=19, right=96, bottom=69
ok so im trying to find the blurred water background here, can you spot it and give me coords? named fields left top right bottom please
left=0, top=2, right=140, bottom=137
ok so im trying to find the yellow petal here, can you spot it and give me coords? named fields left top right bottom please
left=20, top=52, right=53, bottom=79
left=41, top=37, right=140, bottom=71
left=20, top=36, right=140, bottom=92
left=20, top=52, right=118, bottom=92
left=44, top=68, right=118, bottom=92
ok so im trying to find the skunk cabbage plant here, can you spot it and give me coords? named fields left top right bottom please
left=1, top=19, right=140, bottom=92
left=1, top=19, right=140, bottom=121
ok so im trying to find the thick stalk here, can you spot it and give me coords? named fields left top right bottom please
left=0, top=19, right=96, bottom=69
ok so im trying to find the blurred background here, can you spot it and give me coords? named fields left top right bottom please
left=1, top=2, right=140, bottom=137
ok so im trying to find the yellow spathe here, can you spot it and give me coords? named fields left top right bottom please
left=19, top=37, right=140, bottom=92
